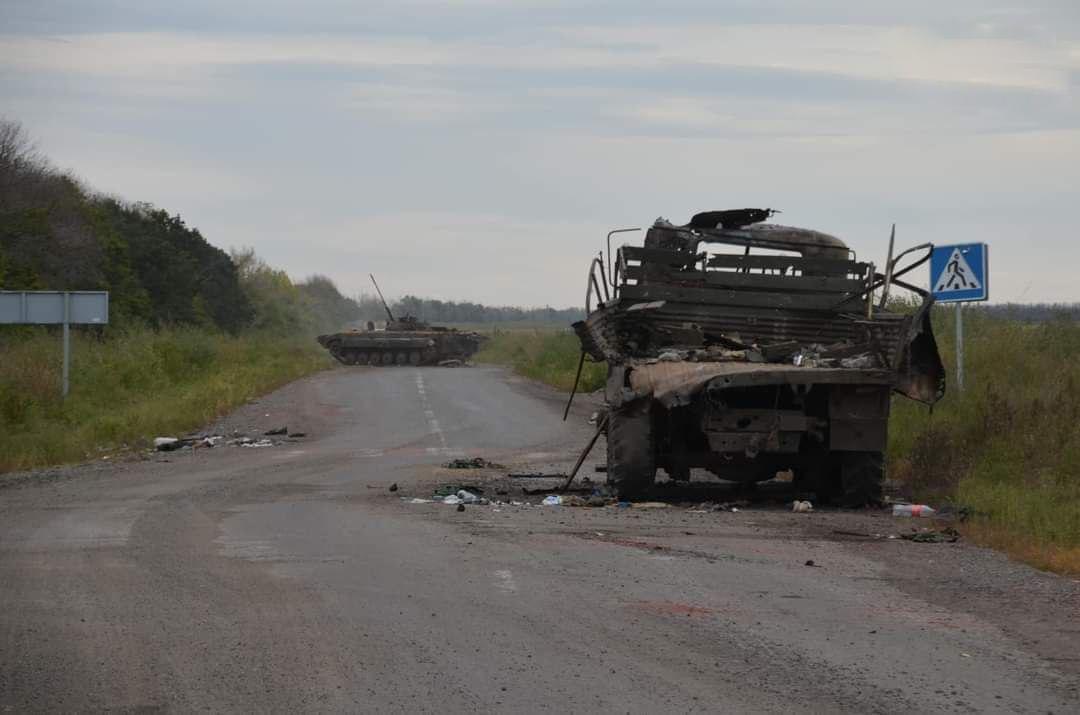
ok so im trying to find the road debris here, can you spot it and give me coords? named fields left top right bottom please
left=542, top=495, right=563, bottom=506
left=442, top=490, right=485, bottom=506
left=792, top=500, right=814, bottom=513
left=264, top=426, right=288, bottom=436
left=892, top=504, right=937, bottom=517
left=901, top=527, right=960, bottom=543
left=389, top=483, right=398, bottom=492
left=444, top=457, right=504, bottom=469
left=154, top=437, right=180, bottom=451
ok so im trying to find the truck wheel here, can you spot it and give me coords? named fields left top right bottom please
left=606, top=400, right=656, bottom=500
left=839, top=451, right=884, bottom=507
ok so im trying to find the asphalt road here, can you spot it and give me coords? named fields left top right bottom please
left=1, top=366, right=1078, bottom=713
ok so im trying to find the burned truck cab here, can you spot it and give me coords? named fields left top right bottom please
left=573, top=210, right=944, bottom=504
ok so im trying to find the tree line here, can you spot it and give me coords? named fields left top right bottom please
left=0, top=119, right=367, bottom=335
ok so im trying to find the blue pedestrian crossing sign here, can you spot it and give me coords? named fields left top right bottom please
left=930, top=243, right=988, bottom=303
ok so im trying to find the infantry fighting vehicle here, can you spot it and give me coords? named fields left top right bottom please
left=317, top=276, right=486, bottom=366
left=572, top=209, right=945, bottom=504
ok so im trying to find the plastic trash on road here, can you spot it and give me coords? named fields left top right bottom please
left=893, top=504, right=936, bottom=517
left=457, top=490, right=481, bottom=504
left=542, top=495, right=563, bottom=506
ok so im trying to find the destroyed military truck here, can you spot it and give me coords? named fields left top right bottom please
left=316, top=275, right=487, bottom=366
left=572, top=209, right=945, bottom=504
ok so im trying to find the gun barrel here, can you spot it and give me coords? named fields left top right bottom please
left=369, top=274, right=396, bottom=323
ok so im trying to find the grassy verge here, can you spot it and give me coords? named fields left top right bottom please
left=479, top=316, right=1080, bottom=575
left=889, top=310, right=1080, bottom=574
left=475, top=330, right=606, bottom=393
left=0, top=327, right=330, bottom=474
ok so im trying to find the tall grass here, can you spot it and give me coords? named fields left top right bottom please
left=889, top=309, right=1080, bottom=573
left=0, top=327, right=329, bottom=473
left=475, top=330, right=606, bottom=393
left=480, top=315, right=1080, bottom=574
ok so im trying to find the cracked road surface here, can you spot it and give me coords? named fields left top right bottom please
left=2, top=366, right=1078, bottom=712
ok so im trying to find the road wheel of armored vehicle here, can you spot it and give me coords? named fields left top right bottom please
left=606, top=399, right=656, bottom=500
left=409, top=351, right=421, bottom=366
left=380, top=352, right=394, bottom=366
left=395, top=352, right=408, bottom=366
left=355, top=352, right=369, bottom=365
left=838, top=451, right=884, bottom=507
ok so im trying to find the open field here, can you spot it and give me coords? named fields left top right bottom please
left=0, top=328, right=329, bottom=473
left=476, top=312, right=1080, bottom=575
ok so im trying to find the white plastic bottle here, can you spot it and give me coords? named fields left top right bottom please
left=893, top=504, right=936, bottom=517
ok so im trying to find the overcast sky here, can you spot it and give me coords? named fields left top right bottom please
left=2, top=1, right=1078, bottom=306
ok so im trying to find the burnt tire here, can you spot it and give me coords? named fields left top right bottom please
left=838, top=451, right=884, bottom=507
left=606, top=400, right=656, bottom=500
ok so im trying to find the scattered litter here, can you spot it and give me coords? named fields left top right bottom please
left=892, top=504, right=936, bottom=517
left=792, top=500, right=814, bottom=513
left=542, top=495, right=563, bottom=506
left=264, top=426, right=288, bottom=436
left=388, top=483, right=398, bottom=492
left=154, top=437, right=180, bottom=451
left=434, top=484, right=483, bottom=498
left=692, top=500, right=748, bottom=513
left=522, top=484, right=588, bottom=495
left=456, top=490, right=481, bottom=504
left=406, top=497, right=432, bottom=504
left=901, top=527, right=960, bottom=543
left=633, top=502, right=670, bottom=510
left=444, top=457, right=504, bottom=469
left=442, top=495, right=462, bottom=505
left=240, top=439, right=275, bottom=449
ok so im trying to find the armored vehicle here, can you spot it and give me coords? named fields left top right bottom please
left=317, top=276, right=486, bottom=366
left=573, top=209, right=945, bottom=504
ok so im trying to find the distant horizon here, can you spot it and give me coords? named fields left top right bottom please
left=2, top=1, right=1077, bottom=305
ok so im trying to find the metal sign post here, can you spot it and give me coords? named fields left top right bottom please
left=0, top=291, right=109, bottom=398
left=929, top=244, right=988, bottom=393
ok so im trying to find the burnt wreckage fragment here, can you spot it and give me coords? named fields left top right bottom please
left=573, top=209, right=945, bottom=504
